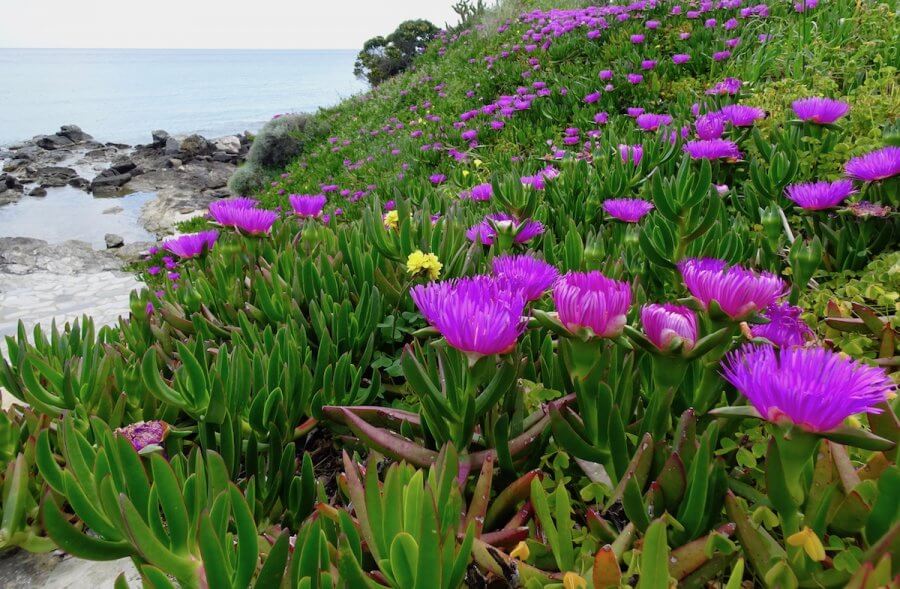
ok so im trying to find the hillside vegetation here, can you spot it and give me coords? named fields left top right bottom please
left=1, top=1, right=899, bottom=588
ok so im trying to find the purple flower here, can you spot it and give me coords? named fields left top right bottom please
left=115, top=421, right=169, bottom=452
left=594, top=112, right=609, bottom=125
left=553, top=272, right=631, bottom=338
left=678, top=258, right=786, bottom=320
left=145, top=301, right=155, bottom=316
left=147, top=266, right=161, bottom=276
left=463, top=183, right=493, bottom=201
left=630, top=34, right=645, bottom=44
left=462, top=129, right=478, bottom=142
left=706, top=77, right=742, bottom=96
left=492, top=254, right=559, bottom=301
left=750, top=303, right=814, bottom=347
left=695, top=113, right=726, bottom=140
left=430, top=174, right=447, bottom=185
left=213, top=196, right=258, bottom=209
left=792, top=97, right=850, bottom=124
left=641, top=304, right=698, bottom=351
left=411, top=276, right=526, bottom=359
left=619, top=144, right=644, bottom=166
left=720, top=104, right=765, bottom=127
left=785, top=180, right=856, bottom=210
left=626, top=73, right=644, bottom=85
left=598, top=69, right=613, bottom=80
left=210, top=202, right=277, bottom=235
left=162, top=230, right=219, bottom=259
left=844, top=146, right=900, bottom=182
left=672, top=53, right=691, bottom=64
left=289, top=194, right=327, bottom=218
left=584, top=91, right=602, bottom=103
left=713, top=50, right=732, bottom=62
left=602, top=198, right=654, bottom=222
left=684, top=139, right=742, bottom=160
left=636, top=113, right=673, bottom=131
left=722, top=345, right=892, bottom=432
left=466, top=213, right=544, bottom=245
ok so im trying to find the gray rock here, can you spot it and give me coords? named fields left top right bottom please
left=102, top=206, right=124, bottom=214
left=35, top=166, right=78, bottom=187
left=28, top=187, right=47, bottom=197
left=58, top=125, right=93, bottom=143
left=213, top=135, right=241, bottom=154
left=0, top=237, right=122, bottom=275
left=104, top=234, right=124, bottom=249
left=167, top=158, right=183, bottom=168
left=179, top=134, right=211, bottom=158
left=1, top=174, right=23, bottom=191
left=91, top=173, right=131, bottom=189
left=68, top=177, right=90, bottom=190
left=164, top=137, right=181, bottom=155
left=35, top=134, right=74, bottom=150
left=151, top=130, right=170, bottom=145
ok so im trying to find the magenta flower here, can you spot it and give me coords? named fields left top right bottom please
left=695, top=113, right=726, bottom=139
left=584, top=91, right=601, bottom=103
left=619, top=144, right=644, bottom=166
left=636, top=113, right=673, bottom=131
left=466, top=213, right=544, bottom=245
left=630, top=34, right=645, bottom=44
left=844, top=146, right=900, bottom=182
left=792, top=97, right=850, bottom=124
left=750, top=303, right=814, bottom=347
left=706, top=77, right=742, bottom=96
left=461, top=129, right=478, bottom=142
left=553, top=271, right=631, bottom=338
left=672, top=53, right=691, bottom=64
left=641, top=304, right=698, bottom=351
left=211, top=203, right=278, bottom=235
left=411, top=276, right=526, bottom=359
left=602, top=198, right=654, bottom=222
left=678, top=258, right=786, bottom=320
left=722, top=345, right=893, bottom=432
left=430, top=174, right=447, bottom=185
left=462, top=183, right=493, bottom=201
left=720, top=104, right=765, bottom=127
left=116, top=421, right=169, bottom=452
left=289, top=194, right=327, bottom=218
left=684, top=139, right=742, bottom=160
left=627, top=73, right=644, bottom=84
left=492, top=254, right=559, bottom=301
left=212, top=196, right=258, bottom=210
left=785, top=179, right=855, bottom=210
left=162, top=230, right=218, bottom=259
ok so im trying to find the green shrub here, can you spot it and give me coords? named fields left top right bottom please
left=246, top=113, right=329, bottom=169
left=227, top=162, right=269, bottom=196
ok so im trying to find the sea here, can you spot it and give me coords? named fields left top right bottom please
left=0, top=48, right=366, bottom=146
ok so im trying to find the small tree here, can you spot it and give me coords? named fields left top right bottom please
left=354, top=19, right=440, bottom=86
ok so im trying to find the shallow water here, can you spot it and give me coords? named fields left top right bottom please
left=0, top=186, right=157, bottom=248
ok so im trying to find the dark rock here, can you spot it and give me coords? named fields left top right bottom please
left=28, top=187, right=47, bottom=197
left=164, top=137, right=181, bottom=155
left=58, top=125, right=92, bottom=143
left=91, top=173, right=132, bottom=189
left=151, top=130, right=170, bottom=145
left=179, top=134, right=211, bottom=159
left=35, top=134, right=74, bottom=150
left=68, top=177, right=90, bottom=189
left=36, top=166, right=78, bottom=187
left=102, top=206, right=124, bottom=214
left=109, top=161, right=138, bottom=175
left=212, top=152, right=238, bottom=163
left=1, top=174, right=23, bottom=191
left=105, top=234, right=125, bottom=249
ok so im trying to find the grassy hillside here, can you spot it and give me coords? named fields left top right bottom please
left=1, top=1, right=898, bottom=587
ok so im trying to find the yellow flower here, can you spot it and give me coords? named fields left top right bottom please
left=474, top=158, right=483, bottom=167
left=462, top=170, right=470, bottom=177
left=562, top=572, right=587, bottom=589
left=406, top=250, right=442, bottom=281
left=383, top=210, right=400, bottom=230
left=786, top=527, right=826, bottom=562
left=509, top=541, right=530, bottom=561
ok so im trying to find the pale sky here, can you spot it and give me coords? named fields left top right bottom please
left=0, top=0, right=461, bottom=49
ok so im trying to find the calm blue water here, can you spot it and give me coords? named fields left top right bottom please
left=0, top=49, right=366, bottom=146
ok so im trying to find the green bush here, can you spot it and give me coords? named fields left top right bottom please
left=354, top=19, right=440, bottom=86
left=227, top=162, right=269, bottom=196
left=246, top=113, right=328, bottom=169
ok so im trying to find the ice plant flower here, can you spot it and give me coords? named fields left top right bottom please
left=847, top=201, right=891, bottom=218
left=162, top=230, right=218, bottom=259
left=229, top=208, right=278, bottom=235
left=618, top=144, right=644, bottom=166
left=410, top=276, right=526, bottom=360
left=115, top=421, right=168, bottom=452
left=553, top=271, right=631, bottom=338
left=792, top=97, right=850, bottom=124
left=684, top=139, right=742, bottom=161
left=466, top=213, right=544, bottom=245
left=678, top=258, right=786, bottom=320
left=844, top=146, right=900, bottom=182
left=750, top=303, right=814, bottom=347
left=430, top=173, right=447, bottom=185
left=721, top=345, right=893, bottom=432
left=720, top=104, right=765, bottom=127
left=462, top=182, right=493, bottom=201
left=695, top=113, right=725, bottom=139
left=383, top=210, right=400, bottom=230
left=641, top=303, right=698, bottom=351
left=289, top=194, right=327, bottom=218
left=785, top=179, right=855, bottom=210
left=636, top=113, right=673, bottom=131
left=602, top=198, right=654, bottom=222
left=672, top=53, right=691, bottom=64
left=492, top=254, right=559, bottom=301
left=406, top=250, right=442, bottom=280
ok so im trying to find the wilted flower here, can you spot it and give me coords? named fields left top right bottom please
left=406, top=250, right=442, bottom=280
left=785, top=179, right=855, bottom=210
left=410, top=276, right=527, bottom=359
left=383, top=210, right=400, bottom=230
left=162, top=230, right=218, bottom=259
left=792, top=97, right=850, bottom=124
left=553, top=271, right=631, bottom=338
left=684, top=139, right=742, bottom=160
left=721, top=345, right=893, bottom=432
left=720, top=104, right=765, bottom=127
left=641, top=303, right=698, bottom=351
left=466, top=213, right=544, bottom=245
left=847, top=201, right=892, bottom=218
left=787, top=527, right=826, bottom=562
left=678, top=258, right=786, bottom=319
left=602, top=198, right=654, bottom=222
left=492, top=254, right=559, bottom=301
left=289, top=194, right=327, bottom=218
left=116, top=421, right=169, bottom=452
left=750, top=303, right=814, bottom=347
left=844, top=146, right=900, bottom=182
